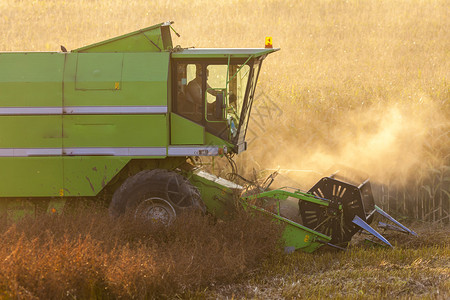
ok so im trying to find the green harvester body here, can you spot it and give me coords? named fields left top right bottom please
left=0, top=22, right=273, bottom=198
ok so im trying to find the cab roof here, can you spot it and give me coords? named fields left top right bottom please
left=171, top=48, right=279, bottom=59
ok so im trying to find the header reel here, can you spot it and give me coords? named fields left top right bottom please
left=240, top=168, right=417, bottom=252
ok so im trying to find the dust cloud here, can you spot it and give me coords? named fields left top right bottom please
left=241, top=96, right=448, bottom=190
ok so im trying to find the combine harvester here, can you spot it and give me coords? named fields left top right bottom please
left=0, top=22, right=416, bottom=252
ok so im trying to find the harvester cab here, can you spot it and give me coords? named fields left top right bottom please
left=172, top=48, right=278, bottom=153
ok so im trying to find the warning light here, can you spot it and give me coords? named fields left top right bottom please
left=265, top=37, right=273, bottom=48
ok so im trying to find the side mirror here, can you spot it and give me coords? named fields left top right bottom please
left=215, top=93, right=224, bottom=119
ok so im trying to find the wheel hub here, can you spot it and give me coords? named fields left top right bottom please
left=135, top=197, right=176, bottom=225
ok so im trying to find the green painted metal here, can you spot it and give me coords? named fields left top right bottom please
left=240, top=188, right=338, bottom=252
left=170, top=113, right=205, bottom=145
left=188, top=170, right=332, bottom=252
left=63, top=115, right=168, bottom=148
left=204, top=132, right=233, bottom=151
left=75, top=53, right=124, bottom=90
left=0, top=53, right=64, bottom=107
left=73, top=22, right=173, bottom=53
left=242, top=189, right=330, bottom=207
left=0, top=158, right=62, bottom=197
left=0, top=116, right=62, bottom=148
left=282, top=220, right=331, bottom=253
left=63, top=52, right=169, bottom=106
left=171, top=48, right=280, bottom=58
left=63, top=157, right=130, bottom=196
left=243, top=203, right=331, bottom=253
left=189, top=170, right=240, bottom=219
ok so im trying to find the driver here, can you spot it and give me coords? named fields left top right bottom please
left=186, top=65, right=219, bottom=118
left=186, top=65, right=203, bottom=106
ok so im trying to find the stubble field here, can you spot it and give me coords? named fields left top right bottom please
left=0, top=0, right=448, bottom=298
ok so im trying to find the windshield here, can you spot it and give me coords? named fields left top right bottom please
left=174, top=59, right=257, bottom=145
left=205, top=64, right=250, bottom=125
left=235, top=60, right=261, bottom=146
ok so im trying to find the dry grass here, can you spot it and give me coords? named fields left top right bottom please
left=0, top=205, right=282, bottom=298
left=0, top=209, right=447, bottom=298
left=207, top=224, right=450, bottom=299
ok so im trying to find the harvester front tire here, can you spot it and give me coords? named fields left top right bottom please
left=109, top=169, right=204, bottom=224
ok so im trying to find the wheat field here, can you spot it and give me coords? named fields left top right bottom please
left=1, top=0, right=448, bottom=221
left=0, top=0, right=449, bottom=298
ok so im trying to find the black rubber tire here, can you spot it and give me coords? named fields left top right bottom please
left=109, top=169, right=205, bottom=220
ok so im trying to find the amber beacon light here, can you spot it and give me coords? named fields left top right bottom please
left=265, top=36, right=273, bottom=48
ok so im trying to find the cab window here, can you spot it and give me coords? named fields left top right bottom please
left=173, top=60, right=253, bottom=142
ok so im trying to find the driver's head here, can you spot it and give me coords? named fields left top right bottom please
left=195, top=64, right=209, bottom=78
left=195, top=64, right=202, bottom=77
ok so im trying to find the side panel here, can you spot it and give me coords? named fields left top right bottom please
left=0, top=157, right=62, bottom=197
left=61, top=51, right=170, bottom=196
left=189, top=171, right=240, bottom=219
left=0, top=53, right=64, bottom=197
left=0, top=51, right=171, bottom=197
left=63, top=157, right=129, bottom=196
left=75, top=53, right=124, bottom=90
left=170, top=113, right=204, bottom=145
left=0, top=52, right=64, bottom=107
left=64, top=52, right=169, bottom=106
left=0, top=116, right=62, bottom=148
left=63, top=115, right=168, bottom=148
left=204, top=132, right=233, bottom=149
